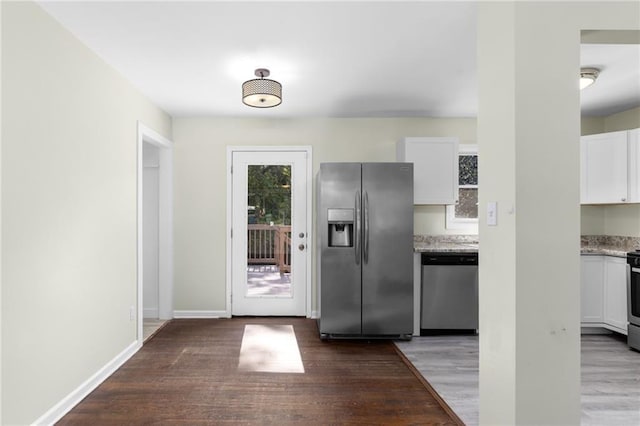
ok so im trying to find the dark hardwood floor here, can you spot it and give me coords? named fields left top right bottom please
left=58, top=317, right=459, bottom=425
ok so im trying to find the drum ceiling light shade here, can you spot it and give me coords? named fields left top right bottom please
left=242, top=68, right=282, bottom=108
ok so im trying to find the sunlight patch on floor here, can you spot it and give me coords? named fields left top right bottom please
left=238, top=324, right=305, bottom=373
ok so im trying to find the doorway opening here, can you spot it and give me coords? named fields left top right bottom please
left=137, top=122, right=174, bottom=344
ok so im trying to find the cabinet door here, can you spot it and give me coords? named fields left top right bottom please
left=397, top=137, right=458, bottom=205
left=627, top=128, right=640, bottom=202
left=581, top=255, right=604, bottom=323
left=580, top=131, right=628, bottom=204
left=603, top=256, right=628, bottom=334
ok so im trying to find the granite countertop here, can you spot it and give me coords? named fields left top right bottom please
left=580, top=246, right=628, bottom=258
left=413, top=241, right=478, bottom=253
left=413, top=235, right=478, bottom=253
left=580, top=235, right=638, bottom=258
left=413, top=235, right=639, bottom=257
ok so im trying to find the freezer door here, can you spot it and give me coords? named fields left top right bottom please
left=318, top=163, right=362, bottom=335
left=361, top=163, right=414, bottom=335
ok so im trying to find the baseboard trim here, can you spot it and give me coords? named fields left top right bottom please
left=32, top=340, right=141, bottom=425
left=144, top=308, right=159, bottom=318
left=173, top=310, right=229, bottom=319
left=581, top=326, right=613, bottom=335
left=309, top=310, right=319, bottom=319
left=581, top=324, right=627, bottom=335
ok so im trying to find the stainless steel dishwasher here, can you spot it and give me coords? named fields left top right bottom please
left=421, top=252, right=478, bottom=334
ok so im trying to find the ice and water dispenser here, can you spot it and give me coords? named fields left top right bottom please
left=327, top=208, right=354, bottom=247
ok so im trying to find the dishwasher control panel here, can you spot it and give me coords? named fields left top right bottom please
left=421, top=252, right=478, bottom=266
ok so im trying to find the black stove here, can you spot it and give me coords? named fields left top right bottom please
left=628, top=250, right=640, bottom=351
left=627, top=250, right=640, bottom=267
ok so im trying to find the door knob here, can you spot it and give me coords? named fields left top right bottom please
left=298, top=244, right=305, bottom=251
left=299, top=232, right=305, bottom=238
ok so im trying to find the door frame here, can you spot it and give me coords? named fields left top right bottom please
left=137, top=122, right=174, bottom=343
left=226, top=146, right=313, bottom=317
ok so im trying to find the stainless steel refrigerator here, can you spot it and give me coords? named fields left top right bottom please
left=317, top=162, right=414, bottom=339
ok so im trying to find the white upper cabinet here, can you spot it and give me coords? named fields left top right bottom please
left=626, top=128, right=640, bottom=202
left=397, top=137, right=459, bottom=205
left=580, top=128, right=640, bottom=204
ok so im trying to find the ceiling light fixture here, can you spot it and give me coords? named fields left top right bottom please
left=580, top=68, right=600, bottom=90
left=242, top=68, right=282, bottom=108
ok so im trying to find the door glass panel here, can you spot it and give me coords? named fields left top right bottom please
left=246, top=165, right=292, bottom=298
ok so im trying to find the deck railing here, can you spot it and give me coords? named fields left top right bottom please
left=247, top=224, right=291, bottom=273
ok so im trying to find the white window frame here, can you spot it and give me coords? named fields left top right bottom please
left=446, top=144, right=478, bottom=232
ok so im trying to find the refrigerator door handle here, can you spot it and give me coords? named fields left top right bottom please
left=355, top=191, right=361, bottom=265
left=363, top=191, right=369, bottom=264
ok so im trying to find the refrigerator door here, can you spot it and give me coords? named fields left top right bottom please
left=318, top=163, right=363, bottom=335
left=361, top=163, right=414, bottom=335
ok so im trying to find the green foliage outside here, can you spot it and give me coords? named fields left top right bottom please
left=248, top=165, right=291, bottom=225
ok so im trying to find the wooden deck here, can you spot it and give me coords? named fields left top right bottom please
left=246, top=225, right=292, bottom=297
left=247, top=224, right=291, bottom=273
left=247, top=265, right=291, bottom=297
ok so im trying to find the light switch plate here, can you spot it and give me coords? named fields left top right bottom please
left=487, top=202, right=497, bottom=226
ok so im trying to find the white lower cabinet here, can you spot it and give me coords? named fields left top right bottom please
left=603, top=256, right=628, bottom=334
left=580, top=255, right=604, bottom=323
left=580, top=255, right=628, bottom=335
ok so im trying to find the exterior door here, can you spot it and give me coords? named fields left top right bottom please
left=231, top=150, right=308, bottom=315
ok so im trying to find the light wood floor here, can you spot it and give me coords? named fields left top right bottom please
left=142, top=318, right=167, bottom=342
left=395, top=332, right=640, bottom=426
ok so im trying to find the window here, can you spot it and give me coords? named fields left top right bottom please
left=446, top=145, right=478, bottom=232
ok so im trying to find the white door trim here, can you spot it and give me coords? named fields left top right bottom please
left=226, top=146, right=313, bottom=318
left=137, top=122, right=174, bottom=343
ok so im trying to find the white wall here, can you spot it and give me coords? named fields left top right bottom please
left=604, top=106, right=640, bottom=132
left=173, top=117, right=476, bottom=313
left=0, top=2, right=3, bottom=420
left=478, top=2, right=639, bottom=424
left=1, top=2, right=171, bottom=424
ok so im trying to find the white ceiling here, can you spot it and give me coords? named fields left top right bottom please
left=37, top=1, right=639, bottom=119
left=581, top=43, right=640, bottom=116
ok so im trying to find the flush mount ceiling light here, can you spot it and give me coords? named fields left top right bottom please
left=580, top=68, right=600, bottom=90
left=242, top=68, right=282, bottom=108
